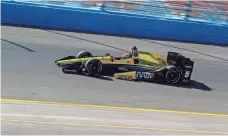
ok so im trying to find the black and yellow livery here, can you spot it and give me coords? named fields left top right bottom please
left=55, top=48, right=194, bottom=84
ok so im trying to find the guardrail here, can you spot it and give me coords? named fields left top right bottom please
left=1, top=0, right=228, bottom=45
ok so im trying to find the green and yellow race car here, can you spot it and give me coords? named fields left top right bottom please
left=55, top=47, right=194, bottom=84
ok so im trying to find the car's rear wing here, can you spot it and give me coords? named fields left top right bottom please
left=167, top=52, right=194, bottom=83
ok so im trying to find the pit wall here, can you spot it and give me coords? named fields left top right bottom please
left=2, top=1, right=228, bottom=45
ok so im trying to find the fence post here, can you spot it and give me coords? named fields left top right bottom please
left=185, top=0, right=192, bottom=20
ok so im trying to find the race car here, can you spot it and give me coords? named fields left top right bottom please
left=55, top=47, right=194, bottom=84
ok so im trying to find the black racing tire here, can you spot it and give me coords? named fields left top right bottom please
left=77, top=51, right=93, bottom=58
left=165, top=67, right=181, bottom=84
left=85, top=59, right=102, bottom=76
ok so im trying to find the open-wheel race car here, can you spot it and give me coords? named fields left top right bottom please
left=55, top=47, right=194, bottom=84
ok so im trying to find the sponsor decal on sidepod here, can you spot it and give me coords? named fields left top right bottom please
left=135, top=71, right=154, bottom=79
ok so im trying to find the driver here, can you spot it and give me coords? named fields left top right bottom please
left=122, top=46, right=139, bottom=58
left=131, top=46, right=139, bottom=57
left=109, top=46, right=139, bottom=61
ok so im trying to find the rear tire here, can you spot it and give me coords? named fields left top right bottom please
left=77, top=51, right=92, bottom=58
left=85, top=59, right=102, bottom=76
left=165, top=67, right=181, bottom=84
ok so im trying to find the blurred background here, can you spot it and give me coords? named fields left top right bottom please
left=12, top=0, right=228, bottom=24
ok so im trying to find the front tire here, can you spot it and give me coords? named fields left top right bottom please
left=77, top=51, right=92, bottom=58
left=85, top=59, right=102, bottom=76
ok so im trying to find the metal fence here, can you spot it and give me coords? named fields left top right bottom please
left=6, top=0, right=228, bottom=24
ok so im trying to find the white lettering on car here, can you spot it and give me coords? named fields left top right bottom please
left=185, top=71, right=190, bottom=78
left=136, top=72, right=154, bottom=79
left=63, top=69, right=76, bottom=73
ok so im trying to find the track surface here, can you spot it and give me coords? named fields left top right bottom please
left=2, top=100, right=228, bottom=135
left=2, top=25, right=228, bottom=114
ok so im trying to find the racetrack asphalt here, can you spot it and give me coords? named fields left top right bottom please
left=1, top=25, right=228, bottom=114
left=1, top=100, right=228, bottom=135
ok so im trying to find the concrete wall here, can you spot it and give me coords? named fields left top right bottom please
left=2, top=1, right=228, bottom=45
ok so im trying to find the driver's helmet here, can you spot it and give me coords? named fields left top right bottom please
left=131, top=46, right=138, bottom=57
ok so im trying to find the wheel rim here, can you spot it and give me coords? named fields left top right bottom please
left=89, top=63, right=99, bottom=74
left=87, top=61, right=102, bottom=76
left=166, top=69, right=180, bottom=83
